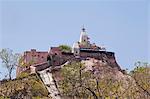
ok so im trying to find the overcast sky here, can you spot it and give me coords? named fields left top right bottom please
left=0, top=0, right=149, bottom=79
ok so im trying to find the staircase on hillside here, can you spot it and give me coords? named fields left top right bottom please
left=37, top=67, right=61, bottom=99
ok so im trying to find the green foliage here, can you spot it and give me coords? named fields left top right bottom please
left=59, top=62, right=94, bottom=98
left=30, top=79, right=48, bottom=97
left=59, top=45, right=72, bottom=52
left=17, top=72, right=30, bottom=78
left=32, top=96, right=41, bottom=99
left=59, top=62, right=95, bottom=98
left=130, top=62, right=150, bottom=98
left=0, top=74, right=48, bottom=98
left=0, top=96, right=9, bottom=99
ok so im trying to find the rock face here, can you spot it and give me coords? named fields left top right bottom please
left=81, top=58, right=131, bottom=82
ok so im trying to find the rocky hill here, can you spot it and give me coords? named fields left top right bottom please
left=0, top=59, right=149, bottom=99
left=55, top=58, right=149, bottom=99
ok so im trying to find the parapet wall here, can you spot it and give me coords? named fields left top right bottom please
left=47, top=50, right=121, bottom=70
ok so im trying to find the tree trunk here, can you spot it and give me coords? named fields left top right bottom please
left=84, top=86, right=98, bottom=99
left=8, top=66, right=13, bottom=80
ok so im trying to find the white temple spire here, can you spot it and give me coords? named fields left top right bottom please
left=79, top=27, right=89, bottom=44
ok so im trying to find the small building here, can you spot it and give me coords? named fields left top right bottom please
left=16, top=49, right=48, bottom=76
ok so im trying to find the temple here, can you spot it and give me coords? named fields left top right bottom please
left=72, top=27, right=106, bottom=55
left=16, top=28, right=121, bottom=76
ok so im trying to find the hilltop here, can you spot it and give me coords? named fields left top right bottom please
left=0, top=28, right=149, bottom=98
left=0, top=59, right=149, bottom=99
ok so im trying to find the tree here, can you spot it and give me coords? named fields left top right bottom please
left=0, top=48, right=20, bottom=80
left=58, top=45, right=72, bottom=52
left=58, top=62, right=99, bottom=99
left=130, top=62, right=150, bottom=98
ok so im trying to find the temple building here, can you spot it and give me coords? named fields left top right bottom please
left=72, top=27, right=105, bottom=56
left=16, top=28, right=120, bottom=76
